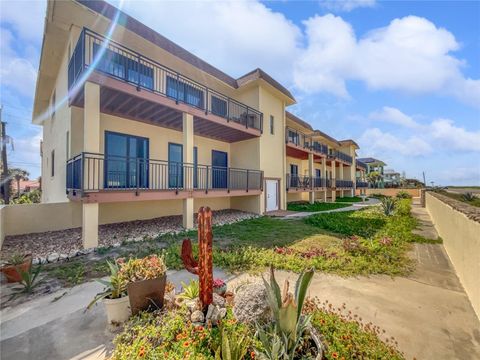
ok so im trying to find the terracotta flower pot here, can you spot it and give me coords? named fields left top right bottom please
left=127, top=275, right=166, bottom=315
left=103, top=296, right=131, bottom=324
left=1, top=255, right=32, bottom=283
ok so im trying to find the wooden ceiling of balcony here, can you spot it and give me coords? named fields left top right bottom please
left=70, top=84, right=259, bottom=143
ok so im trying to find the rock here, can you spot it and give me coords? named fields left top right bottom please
left=213, top=293, right=226, bottom=307
left=191, top=310, right=205, bottom=323
left=32, top=258, right=40, bottom=265
left=68, top=249, right=79, bottom=258
left=233, top=282, right=271, bottom=324
left=39, top=257, right=47, bottom=264
left=47, top=253, right=59, bottom=263
left=205, top=304, right=225, bottom=326
left=185, top=299, right=200, bottom=312
left=59, top=254, right=68, bottom=261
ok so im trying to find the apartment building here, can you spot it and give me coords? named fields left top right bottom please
left=356, top=157, right=387, bottom=188
left=32, top=0, right=361, bottom=248
left=285, top=112, right=360, bottom=203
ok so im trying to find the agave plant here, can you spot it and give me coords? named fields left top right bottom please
left=9, top=265, right=43, bottom=300
left=178, top=279, right=200, bottom=300
left=87, top=260, right=127, bottom=310
left=256, top=266, right=315, bottom=359
left=215, top=323, right=250, bottom=360
left=462, top=192, right=476, bottom=202
left=380, top=196, right=396, bottom=216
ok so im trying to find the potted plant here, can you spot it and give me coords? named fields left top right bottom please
left=1, top=253, right=32, bottom=283
left=255, top=266, right=324, bottom=359
left=213, top=278, right=227, bottom=296
left=119, top=254, right=167, bottom=315
left=87, top=260, right=130, bottom=324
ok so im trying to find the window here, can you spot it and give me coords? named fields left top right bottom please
left=51, top=150, right=55, bottom=177
left=105, top=132, right=149, bottom=188
left=92, top=43, right=154, bottom=90
left=288, top=130, right=299, bottom=145
left=168, top=143, right=183, bottom=188
left=166, top=76, right=204, bottom=108
left=270, top=115, right=274, bottom=135
left=211, top=95, right=227, bottom=117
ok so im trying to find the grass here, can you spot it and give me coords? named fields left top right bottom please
left=335, top=196, right=365, bottom=203
left=434, top=189, right=480, bottom=208
left=287, top=201, right=351, bottom=212
left=40, top=198, right=435, bottom=286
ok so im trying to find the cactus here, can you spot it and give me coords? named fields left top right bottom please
left=181, top=207, right=213, bottom=311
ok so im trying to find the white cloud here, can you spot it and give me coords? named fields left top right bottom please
left=294, top=15, right=480, bottom=107
left=430, top=118, right=480, bottom=152
left=0, top=28, right=38, bottom=99
left=439, top=167, right=480, bottom=185
left=111, top=0, right=301, bottom=83
left=0, top=0, right=46, bottom=42
left=358, top=128, right=432, bottom=157
left=320, top=0, right=376, bottom=12
left=369, top=106, right=419, bottom=128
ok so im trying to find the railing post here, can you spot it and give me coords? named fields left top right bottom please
left=245, top=107, right=249, bottom=129
left=246, top=169, right=249, bottom=192
left=176, top=162, right=180, bottom=194
left=136, top=54, right=141, bottom=91
left=80, top=153, right=85, bottom=196
left=205, top=166, right=209, bottom=194
left=136, top=158, right=140, bottom=195
left=176, top=73, right=180, bottom=104
left=205, top=88, right=208, bottom=115
left=227, top=168, right=230, bottom=193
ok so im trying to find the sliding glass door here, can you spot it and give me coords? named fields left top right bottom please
left=168, top=143, right=183, bottom=188
left=105, top=132, right=149, bottom=189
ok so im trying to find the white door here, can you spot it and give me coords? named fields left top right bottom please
left=266, top=180, right=278, bottom=212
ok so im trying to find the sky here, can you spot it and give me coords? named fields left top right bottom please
left=1, top=0, right=479, bottom=186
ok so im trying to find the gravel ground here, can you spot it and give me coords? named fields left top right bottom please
left=0, top=210, right=258, bottom=260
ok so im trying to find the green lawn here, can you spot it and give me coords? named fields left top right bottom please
left=40, top=199, right=438, bottom=288
left=287, top=201, right=351, bottom=212
left=335, top=196, right=365, bottom=203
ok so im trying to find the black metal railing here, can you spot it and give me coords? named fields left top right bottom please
left=356, top=181, right=368, bottom=188
left=285, top=127, right=311, bottom=149
left=286, top=174, right=327, bottom=191
left=328, top=150, right=353, bottom=165
left=335, top=180, right=353, bottom=188
left=68, top=28, right=263, bottom=132
left=66, top=152, right=263, bottom=193
left=311, top=141, right=328, bottom=155
left=356, top=161, right=367, bottom=171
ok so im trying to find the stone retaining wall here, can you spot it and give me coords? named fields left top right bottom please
left=426, top=191, right=480, bottom=320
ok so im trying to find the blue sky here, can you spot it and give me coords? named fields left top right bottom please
left=1, top=0, right=479, bottom=185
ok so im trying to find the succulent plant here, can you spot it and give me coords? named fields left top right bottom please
left=380, top=196, right=396, bottom=216
left=462, top=192, right=476, bottom=202
left=87, top=260, right=127, bottom=310
left=256, top=266, right=315, bottom=359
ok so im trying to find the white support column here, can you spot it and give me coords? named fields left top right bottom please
left=183, top=112, right=194, bottom=229
left=82, top=82, right=100, bottom=249
left=331, top=160, right=336, bottom=202
left=308, top=153, right=315, bottom=204
left=321, top=158, right=327, bottom=202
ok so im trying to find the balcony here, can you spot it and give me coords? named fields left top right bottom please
left=68, top=29, right=263, bottom=142
left=285, top=127, right=312, bottom=159
left=311, top=141, right=328, bottom=156
left=66, top=152, right=263, bottom=203
left=286, top=174, right=328, bottom=191
left=335, top=180, right=354, bottom=188
left=356, top=181, right=368, bottom=188
left=328, top=150, right=353, bottom=165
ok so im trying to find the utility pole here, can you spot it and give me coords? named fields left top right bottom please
left=1, top=106, right=10, bottom=204
left=422, top=171, right=426, bottom=188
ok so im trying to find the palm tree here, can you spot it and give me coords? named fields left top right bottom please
left=9, top=168, right=29, bottom=199
left=367, top=171, right=381, bottom=189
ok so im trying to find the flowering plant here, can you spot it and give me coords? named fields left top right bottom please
left=213, top=278, right=226, bottom=288
left=118, top=254, right=167, bottom=283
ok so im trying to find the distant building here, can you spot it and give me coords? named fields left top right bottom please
left=384, top=169, right=402, bottom=188
left=356, top=157, right=387, bottom=188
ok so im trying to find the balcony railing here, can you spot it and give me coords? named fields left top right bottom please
left=68, top=28, right=263, bottom=132
left=311, top=141, right=328, bottom=156
left=356, top=161, right=367, bottom=171
left=286, top=174, right=327, bottom=191
left=335, top=180, right=354, bottom=188
left=328, top=150, right=352, bottom=165
left=66, top=152, right=263, bottom=194
left=285, top=127, right=311, bottom=149
left=356, top=181, right=368, bottom=188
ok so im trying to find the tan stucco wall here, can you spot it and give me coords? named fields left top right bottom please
left=355, top=188, right=421, bottom=197
left=425, top=192, right=480, bottom=320
left=1, top=196, right=233, bottom=238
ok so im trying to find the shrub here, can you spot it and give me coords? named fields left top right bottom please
left=380, top=197, right=396, bottom=216
left=396, top=190, right=412, bottom=199
left=118, top=254, right=167, bottom=283
left=462, top=192, right=476, bottom=202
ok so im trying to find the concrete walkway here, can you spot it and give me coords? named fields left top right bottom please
left=284, top=197, right=379, bottom=218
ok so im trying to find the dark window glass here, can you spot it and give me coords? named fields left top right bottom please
left=166, top=76, right=204, bottom=108
left=270, top=115, right=274, bottom=135
left=212, top=150, right=228, bottom=189
left=168, top=143, right=183, bottom=188
left=51, top=150, right=55, bottom=177
left=211, top=96, right=227, bottom=117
